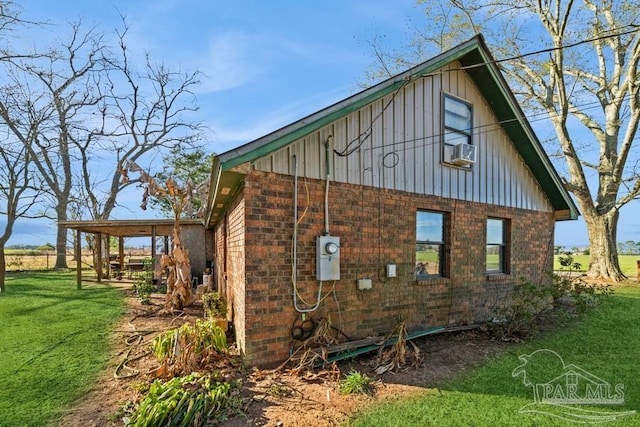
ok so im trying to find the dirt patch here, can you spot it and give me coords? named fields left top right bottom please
left=57, top=292, right=512, bottom=426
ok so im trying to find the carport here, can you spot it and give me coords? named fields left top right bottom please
left=58, top=219, right=205, bottom=289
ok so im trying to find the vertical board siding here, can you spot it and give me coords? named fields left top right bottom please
left=254, top=62, right=553, bottom=213
left=414, top=78, right=425, bottom=195
left=346, top=113, right=361, bottom=185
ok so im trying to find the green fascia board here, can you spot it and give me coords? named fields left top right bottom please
left=458, top=45, right=578, bottom=219
left=220, top=85, right=401, bottom=170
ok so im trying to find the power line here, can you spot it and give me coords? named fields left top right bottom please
left=338, top=25, right=640, bottom=159
left=338, top=92, right=626, bottom=158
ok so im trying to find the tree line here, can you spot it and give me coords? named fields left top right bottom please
left=0, top=1, right=205, bottom=291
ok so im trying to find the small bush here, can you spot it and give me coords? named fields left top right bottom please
left=495, top=279, right=551, bottom=339
left=126, top=373, right=241, bottom=426
left=339, top=370, right=375, bottom=396
left=133, top=278, right=155, bottom=305
left=202, top=292, right=227, bottom=319
left=494, top=256, right=612, bottom=340
left=151, top=319, right=227, bottom=376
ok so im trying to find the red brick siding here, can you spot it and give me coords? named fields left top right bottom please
left=231, top=170, right=555, bottom=366
left=213, top=190, right=248, bottom=355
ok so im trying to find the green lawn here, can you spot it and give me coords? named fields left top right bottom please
left=0, top=273, right=126, bottom=427
left=350, top=285, right=640, bottom=426
left=554, top=254, right=639, bottom=277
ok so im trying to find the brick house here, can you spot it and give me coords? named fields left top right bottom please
left=204, top=35, right=578, bottom=366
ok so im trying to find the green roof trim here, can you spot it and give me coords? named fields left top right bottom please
left=208, top=34, right=579, bottom=225
left=458, top=42, right=576, bottom=217
left=217, top=40, right=481, bottom=171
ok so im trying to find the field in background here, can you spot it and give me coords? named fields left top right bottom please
left=554, top=254, right=639, bottom=277
left=4, top=248, right=151, bottom=272
left=6, top=249, right=640, bottom=278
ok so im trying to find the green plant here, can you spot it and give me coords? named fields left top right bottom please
left=495, top=265, right=613, bottom=340
left=550, top=253, right=613, bottom=314
left=268, top=381, right=294, bottom=397
left=558, top=252, right=582, bottom=273
left=339, top=370, right=375, bottom=396
left=127, top=373, right=241, bottom=426
left=202, top=292, right=227, bottom=319
left=133, top=277, right=155, bottom=305
left=151, top=319, right=227, bottom=376
left=495, top=278, right=551, bottom=339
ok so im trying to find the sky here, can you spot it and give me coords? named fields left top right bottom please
left=3, top=0, right=634, bottom=248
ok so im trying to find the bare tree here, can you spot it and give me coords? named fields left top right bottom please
left=78, top=22, right=202, bottom=224
left=70, top=21, right=202, bottom=274
left=0, top=1, right=49, bottom=289
left=0, top=142, right=44, bottom=291
left=12, top=22, right=110, bottom=270
left=7, top=17, right=202, bottom=273
left=370, top=0, right=640, bottom=281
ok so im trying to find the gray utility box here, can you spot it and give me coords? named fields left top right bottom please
left=316, top=235, right=340, bottom=281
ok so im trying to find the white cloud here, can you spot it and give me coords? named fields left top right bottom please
left=197, top=31, right=265, bottom=93
left=207, top=83, right=354, bottom=152
left=195, top=29, right=352, bottom=94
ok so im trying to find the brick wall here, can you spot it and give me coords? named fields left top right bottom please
left=213, top=190, right=248, bottom=356
left=229, top=170, right=555, bottom=366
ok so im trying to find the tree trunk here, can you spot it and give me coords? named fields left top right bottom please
left=584, top=209, right=625, bottom=282
left=54, top=225, right=68, bottom=270
left=55, top=204, right=69, bottom=270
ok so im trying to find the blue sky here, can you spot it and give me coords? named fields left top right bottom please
left=3, top=0, right=625, bottom=248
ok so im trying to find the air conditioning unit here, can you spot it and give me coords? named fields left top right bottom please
left=451, top=143, right=477, bottom=166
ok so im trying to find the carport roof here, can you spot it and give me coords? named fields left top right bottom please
left=58, top=219, right=203, bottom=237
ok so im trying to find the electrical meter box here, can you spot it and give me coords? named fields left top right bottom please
left=316, top=235, right=340, bottom=281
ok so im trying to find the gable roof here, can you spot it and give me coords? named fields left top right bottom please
left=205, top=34, right=579, bottom=227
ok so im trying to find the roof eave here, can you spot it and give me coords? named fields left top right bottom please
left=209, top=34, right=578, bottom=223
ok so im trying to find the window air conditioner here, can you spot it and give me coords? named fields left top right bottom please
left=451, top=143, right=477, bottom=166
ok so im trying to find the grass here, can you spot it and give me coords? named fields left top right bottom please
left=553, top=254, right=639, bottom=277
left=0, top=272, right=126, bottom=427
left=349, top=284, right=640, bottom=426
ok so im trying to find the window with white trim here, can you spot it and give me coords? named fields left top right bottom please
left=443, top=94, right=473, bottom=167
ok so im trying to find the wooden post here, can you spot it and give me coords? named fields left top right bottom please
left=118, top=237, right=124, bottom=279
left=105, top=234, right=111, bottom=279
left=151, top=225, right=157, bottom=280
left=76, top=229, right=82, bottom=290
left=96, top=232, right=103, bottom=283
left=636, top=260, right=640, bottom=282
